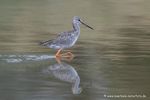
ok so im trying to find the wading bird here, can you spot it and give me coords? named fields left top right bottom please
left=40, top=16, right=94, bottom=57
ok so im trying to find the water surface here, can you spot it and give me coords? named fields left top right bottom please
left=0, top=0, right=150, bottom=100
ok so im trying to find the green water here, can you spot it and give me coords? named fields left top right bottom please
left=0, top=0, right=150, bottom=100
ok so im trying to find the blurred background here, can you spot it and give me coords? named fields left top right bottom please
left=0, top=0, right=150, bottom=100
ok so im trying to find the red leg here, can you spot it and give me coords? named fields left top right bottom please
left=55, top=49, right=74, bottom=59
left=55, top=56, right=61, bottom=64
left=55, top=49, right=62, bottom=57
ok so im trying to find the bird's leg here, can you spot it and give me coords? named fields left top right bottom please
left=55, top=49, right=62, bottom=57
left=55, top=56, right=62, bottom=64
left=55, top=52, right=73, bottom=62
left=55, top=49, right=74, bottom=58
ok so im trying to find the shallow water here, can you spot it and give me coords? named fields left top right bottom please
left=0, top=0, right=150, bottom=100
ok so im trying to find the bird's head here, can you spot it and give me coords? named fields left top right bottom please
left=73, top=16, right=94, bottom=30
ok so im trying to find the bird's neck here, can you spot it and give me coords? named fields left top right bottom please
left=72, top=22, right=80, bottom=32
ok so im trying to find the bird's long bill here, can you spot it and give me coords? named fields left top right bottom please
left=80, top=21, right=94, bottom=30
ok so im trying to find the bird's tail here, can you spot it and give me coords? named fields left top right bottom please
left=39, top=39, right=53, bottom=46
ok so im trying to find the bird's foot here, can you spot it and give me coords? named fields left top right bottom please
left=55, top=54, right=74, bottom=63
left=55, top=52, right=74, bottom=62
left=55, top=49, right=74, bottom=57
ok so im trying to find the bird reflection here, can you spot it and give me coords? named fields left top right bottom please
left=45, top=58, right=82, bottom=94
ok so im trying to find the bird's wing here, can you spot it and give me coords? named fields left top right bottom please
left=40, top=30, right=74, bottom=46
left=53, top=31, right=73, bottom=44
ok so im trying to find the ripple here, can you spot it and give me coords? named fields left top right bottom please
left=0, top=54, right=55, bottom=63
left=4, top=58, right=23, bottom=63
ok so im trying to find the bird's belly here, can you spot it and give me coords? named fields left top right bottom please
left=49, top=44, right=61, bottom=49
left=68, top=36, right=78, bottom=47
left=49, top=35, right=79, bottom=49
